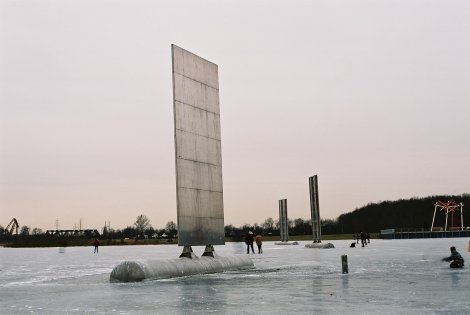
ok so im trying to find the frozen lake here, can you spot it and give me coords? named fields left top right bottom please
left=1, top=238, right=469, bottom=314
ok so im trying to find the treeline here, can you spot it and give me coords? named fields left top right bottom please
left=335, top=194, right=469, bottom=234
left=0, top=215, right=178, bottom=241
left=225, top=194, right=469, bottom=235
left=101, top=215, right=177, bottom=240
left=223, top=218, right=340, bottom=237
left=2, top=195, right=468, bottom=242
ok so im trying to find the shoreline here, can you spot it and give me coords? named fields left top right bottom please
left=0, top=234, right=377, bottom=248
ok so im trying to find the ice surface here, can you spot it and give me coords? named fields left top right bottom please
left=1, top=238, right=469, bottom=314
left=274, top=241, right=299, bottom=245
left=305, top=242, right=335, bottom=248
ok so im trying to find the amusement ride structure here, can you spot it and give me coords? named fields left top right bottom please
left=430, top=200, right=464, bottom=231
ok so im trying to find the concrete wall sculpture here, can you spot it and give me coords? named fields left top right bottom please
left=279, top=199, right=288, bottom=242
left=172, top=45, right=225, bottom=246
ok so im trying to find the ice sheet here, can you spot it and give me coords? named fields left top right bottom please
left=1, top=238, right=469, bottom=314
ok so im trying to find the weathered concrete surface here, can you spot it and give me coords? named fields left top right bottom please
left=279, top=199, right=288, bottom=242
left=172, top=45, right=224, bottom=246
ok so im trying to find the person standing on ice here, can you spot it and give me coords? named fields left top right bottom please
left=93, top=238, right=100, bottom=253
left=442, top=246, right=464, bottom=268
left=360, top=232, right=367, bottom=247
left=255, top=233, right=263, bottom=254
left=245, top=231, right=255, bottom=254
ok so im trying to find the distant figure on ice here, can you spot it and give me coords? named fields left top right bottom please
left=356, top=233, right=360, bottom=244
left=366, top=232, right=370, bottom=244
left=442, top=246, right=464, bottom=268
left=360, top=232, right=367, bottom=247
left=245, top=231, right=255, bottom=254
left=255, top=233, right=263, bottom=254
left=93, top=238, right=100, bottom=253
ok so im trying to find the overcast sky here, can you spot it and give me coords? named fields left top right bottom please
left=1, top=0, right=469, bottom=231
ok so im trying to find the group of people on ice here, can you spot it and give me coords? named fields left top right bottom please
left=353, top=232, right=370, bottom=247
left=245, top=231, right=263, bottom=254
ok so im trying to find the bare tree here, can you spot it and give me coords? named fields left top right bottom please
left=20, top=225, right=30, bottom=236
left=31, top=228, right=43, bottom=235
left=134, top=214, right=151, bottom=237
left=261, top=217, right=274, bottom=231
left=288, top=219, right=294, bottom=229
left=165, top=221, right=177, bottom=236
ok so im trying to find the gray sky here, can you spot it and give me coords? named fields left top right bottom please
left=1, top=0, right=469, bottom=231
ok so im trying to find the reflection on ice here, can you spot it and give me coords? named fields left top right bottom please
left=1, top=238, right=469, bottom=314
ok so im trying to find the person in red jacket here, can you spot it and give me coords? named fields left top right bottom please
left=255, top=234, right=263, bottom=254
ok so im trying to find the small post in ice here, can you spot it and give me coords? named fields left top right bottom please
left=341, top=255, right=348, bottom=274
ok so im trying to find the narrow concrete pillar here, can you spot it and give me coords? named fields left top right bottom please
left=279, top=199, right=288, bottom=242
left=309, top=175, right=321, bottom=243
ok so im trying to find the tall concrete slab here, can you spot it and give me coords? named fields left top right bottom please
left=172, top=45, right=224, bottom=246
left=309, top=175, right=321, bottom=242
left=279, top=199, right=288, bottom=242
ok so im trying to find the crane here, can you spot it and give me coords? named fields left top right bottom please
left=5, top=218, right=19, bottom=235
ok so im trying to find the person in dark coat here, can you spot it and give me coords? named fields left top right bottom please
left=245, top=231, right=255, bottom=254
left=360, top=232, right=367, bottom=247
left=442, top=246, right=464, bottom=268
left=93, top=238, right=100, bottom=253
